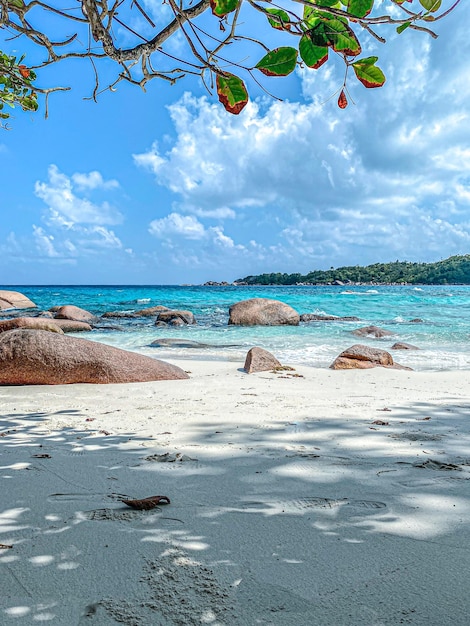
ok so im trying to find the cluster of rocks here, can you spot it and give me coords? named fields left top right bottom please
left=202, top=281, right=235, bottom=287
left=103, top=305, right=196, bottom=327
left=210, top=298, right=418, bottom=372
left=0, top=305, right=94, bottom=334
left=0, top=291, right=189, bottom=385
left=0, top=290, right=421, bottom=385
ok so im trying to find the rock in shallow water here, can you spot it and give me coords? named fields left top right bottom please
left=352, top=325, right=394, bottom=338
left=229, top=298, right=299, bottom=326
left=54, top=304, right=96, bottom=324
left=0, top=290, right=37, bottom=310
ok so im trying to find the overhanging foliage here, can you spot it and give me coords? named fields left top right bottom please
left=0, top=0, right=461, bottom=122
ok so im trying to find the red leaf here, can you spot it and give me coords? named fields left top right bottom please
left=18, top=64, right=30, bottom=79
left=338, top=90, right=348, bottom=109
left=216, top=74, right=248, bottom=115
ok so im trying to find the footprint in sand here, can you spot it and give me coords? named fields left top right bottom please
left=389, top=432, right=444, bottom=442
left=240, top=497, right=386, bottom=514
left=47, top=492, right=127, bottom=503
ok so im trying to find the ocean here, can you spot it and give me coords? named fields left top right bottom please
left=3, top=284, right=470, bottom=371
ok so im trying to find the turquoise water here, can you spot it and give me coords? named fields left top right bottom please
left=3, top=284, right=470, bottom=371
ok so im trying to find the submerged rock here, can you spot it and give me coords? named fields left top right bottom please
left=101, top=311, right=137, bottom=319
left=352, top=325, right=394, bottom=338
left=150, top=338, right=239, bottom=349
left=300, top=314, right=361, bottom=322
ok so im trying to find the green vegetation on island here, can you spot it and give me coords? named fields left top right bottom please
left=236, top=255, right=470, bottom=286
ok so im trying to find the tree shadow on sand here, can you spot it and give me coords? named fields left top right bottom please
left=2, top=398, right=470, bottom=624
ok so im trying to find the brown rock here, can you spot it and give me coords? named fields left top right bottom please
left=391, top=342, right=420, bottom=350
left=135, top=306, right=170, bottom=317
left=0, top=317, right=64, bottom=334
left=330, top=357, right=376, bottom=370
left=168, top=318, right=185, bottom=327
left=352, top=325, right=394, bottom=338
left=0, top=290, right=37, bottom=310
left=50, top=320, right=93, bottom=333
left=0, top=329, right=189, bottom=385
left=54, top=305, right=96, bottom=323
left=156, top=310, right=196, bottom=325
left=244, top=347, right=282, bottom=374
left=330, top=344, right=412, bottom=370
left=229, top=298, right=299, bottom=326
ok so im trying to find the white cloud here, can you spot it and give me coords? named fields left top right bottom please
left=71, top=171, right=119, bottom=191
left=191, top=206, right=236, bottom=219
left=209, top=226, right=244, bottom=250
left=35, top=165, right=123, bottom=226
left=149, top=213, right=206, bottom=240
left=25, top=166, right=125, bottom=263
left=78, top=226, right=123, bottom=249
left=32, top=225, right=59, bottom=258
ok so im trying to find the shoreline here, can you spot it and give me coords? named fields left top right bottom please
left=2, top=361, right=470, bottom=623
left=3, top=283, right=470, bottom=373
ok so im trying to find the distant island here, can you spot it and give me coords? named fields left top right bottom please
left=231, top=254, right=470, bottom=286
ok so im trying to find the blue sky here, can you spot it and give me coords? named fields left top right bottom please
left=0, top=2, right=469, bottom=285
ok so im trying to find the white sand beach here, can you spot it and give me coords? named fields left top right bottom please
left=1, top=361, right=470, bottom=625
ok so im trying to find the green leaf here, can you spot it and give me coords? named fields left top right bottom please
left=255, top=47, right=298, bottom=77
left=419, top=0, right=441, bottom=11
left=312, top=0, right=341, bottom=6
left=396, top=21, right=411, bottom=34
left=266, top=8, right=291, bottom=30
left=210, top=0, right=238, bottom=18
left=346, top=0, right=374, bottom=18
left=352, top=57, right=385, bottom=88
left=8, top=0, right=25, bottom=9
left=216, top=73, right=248, bottom=115
left=303, top=7, right=321, bottom=30
left=299, top=35, right=328, bottom=69
left=308, top=18, right=361, bottom=56
left=303, top=3, right=347, bottom=30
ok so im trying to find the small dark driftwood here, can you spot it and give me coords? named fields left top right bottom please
left=121, top=495, right=171, bottom=510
